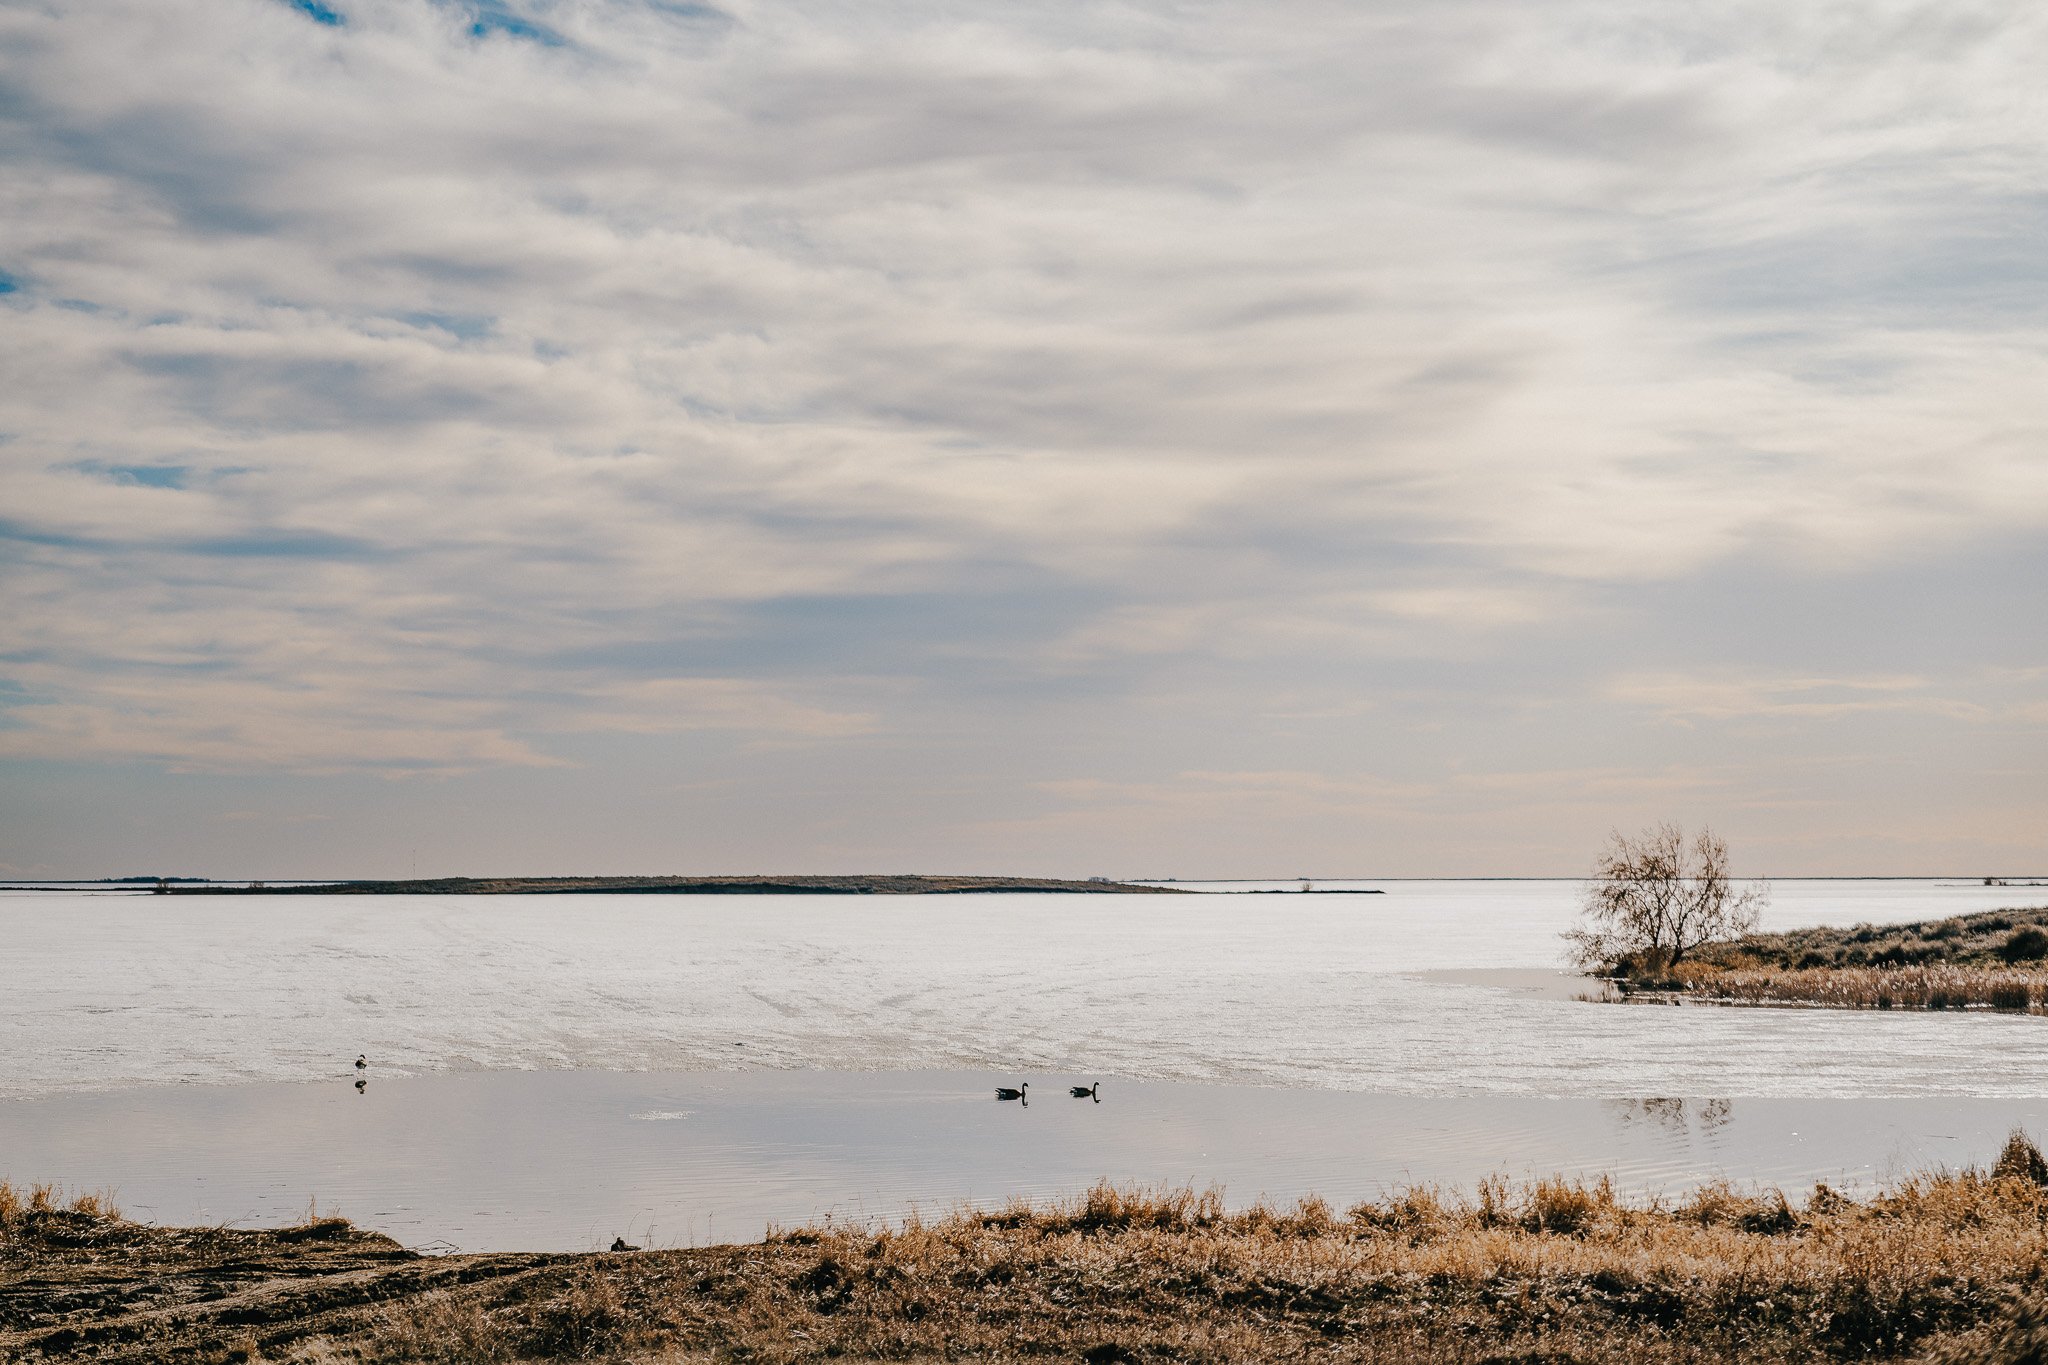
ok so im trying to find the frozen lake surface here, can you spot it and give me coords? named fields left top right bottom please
left=7, top=878, right=2048, bottom=1249
left=4, top=879, right=2046, bottom=1101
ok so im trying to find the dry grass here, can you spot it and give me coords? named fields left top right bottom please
left=1691, top=905, right=2048, bottom=975
left=17, top=1153, right=2048, bottom=1362
left=316, top=1150, right=2048, bottom=1362
left=1594, top=903, right=2048, bottom=1013
left=1694, top=964, right=2048, bottom=1012
left=0, top=1179, right=119, bottom=1224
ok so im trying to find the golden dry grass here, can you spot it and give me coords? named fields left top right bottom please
left=0, top=1178, right=119, bottom=1223
left=321, top=1158, right=2048, bottom=1362
left=1693, top=964, right=2048, bottom=1012
left=14, top=1159, right=2048, bottom=1362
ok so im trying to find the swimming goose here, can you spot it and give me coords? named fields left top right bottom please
left=1070, top=1083, right=1099, bottom=1100
left=994, top=1083, right=1028, bottom=1101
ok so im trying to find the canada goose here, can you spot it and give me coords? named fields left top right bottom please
left=609, top=1236, right=639, bottom=1252
left=1070, top=1083, right=1099, bottom=1100
left=994, top=1083, right=1028, bottom=1101
left=354, top=1055, right=367, bottom=1071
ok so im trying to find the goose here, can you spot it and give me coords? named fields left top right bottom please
left=994, top=1083, right=1028, bottom=1101
left=1069, top=1083, right=1099, bottom=1101
left=609, top=1236, right=639, bottom=1253
left=354, top=1077, right=366, bottom=1093
left=354, top=1055, right=367, bottom=1071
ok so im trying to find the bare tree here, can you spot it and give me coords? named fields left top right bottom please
left=1564, top=824, right=1768, bottom=975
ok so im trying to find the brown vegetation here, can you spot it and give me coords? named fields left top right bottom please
left=1601, top=904, right=2048, bottom=1012
left=1564, top=824, right=1768, bottom=976
left=13, top=1151, right=2048, bottom=1362
left=1690, top=964, right=2048, bottom=1012
left=1694, top=905, right=2048, bottom=975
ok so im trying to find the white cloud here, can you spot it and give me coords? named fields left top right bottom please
left=0, top=0, right=2043, bottom=868
left=1608, top=672, right=1989, bottom=723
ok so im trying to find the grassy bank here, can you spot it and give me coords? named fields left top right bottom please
left=12, top=1145, right=2048, bottom=1363
left=1613, top=904, right=2048, bottom=1012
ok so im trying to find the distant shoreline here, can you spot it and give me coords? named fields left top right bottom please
left=157, top=874, right=1188, bottom=896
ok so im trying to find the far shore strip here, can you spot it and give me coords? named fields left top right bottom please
left=160, top=874, right=1190, bottom=895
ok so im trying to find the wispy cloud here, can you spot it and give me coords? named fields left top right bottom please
left=0, top=0, right=2043, bottom=869
left=1608, top=673, right=1990, bottom=722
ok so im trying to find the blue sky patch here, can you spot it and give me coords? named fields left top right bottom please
left=400, top=311, right=495, bottom=340
left=464, top=1, right=565, bottom=45
left=284, top=0, right=346, bottom=25
left=185, top=530, right=383, bottom=560
left=101, top=464, right=192, bottom=490
left=647, top=1, right=731, bottom=22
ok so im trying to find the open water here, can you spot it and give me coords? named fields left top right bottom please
left=4, top=879, right=2046, bottom=1248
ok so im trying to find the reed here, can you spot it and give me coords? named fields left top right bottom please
left=1694, top=964, right=2048, bottom=1012
left=0, top=1178, right=118, bottom=1223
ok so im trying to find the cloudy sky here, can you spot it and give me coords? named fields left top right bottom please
left=1, top=0, right=2043, bottom=878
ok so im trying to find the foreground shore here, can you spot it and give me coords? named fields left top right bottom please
left=10, top=1152, right=2048, bottom=1364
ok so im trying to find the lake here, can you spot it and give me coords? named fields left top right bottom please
left=4, top=878, right=2046, bottom=1249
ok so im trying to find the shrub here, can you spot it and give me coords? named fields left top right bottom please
left=1563, top=824, right=1767, bottom=974
left=1993, top=1132, right=2048, bottom=1187
left=1524, top=1176, right=1616, bottom=1235
left=2000, top=928, right=2048, bottom=963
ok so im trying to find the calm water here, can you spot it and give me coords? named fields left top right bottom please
left=8, top=1069, right=2047, bottom=1252
left=4, top=879, right=2047, bottom=1249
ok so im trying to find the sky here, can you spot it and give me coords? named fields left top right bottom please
left=1, top=0, right=2043, bottom=879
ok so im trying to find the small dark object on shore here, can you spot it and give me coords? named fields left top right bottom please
left=354, top=1055, right=367, bottom=1070
left=609, top=1236, right=639, bottom=1252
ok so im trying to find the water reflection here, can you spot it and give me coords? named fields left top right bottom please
left=6, top=1069, right=2048, bottom=1252
left=1607, top=1097, right=1732, bottom=1132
